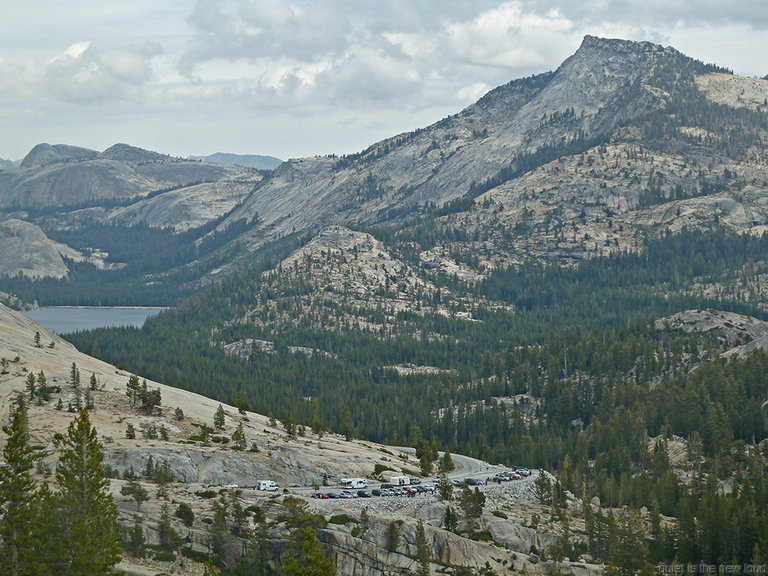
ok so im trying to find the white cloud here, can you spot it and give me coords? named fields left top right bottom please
left=43, top=42, right=163, bottom=104
left=527, top=0, right=768, bottom=29
left=175, top=0, right=580, bottom=110
left=2, top=0, right=768, bottom=161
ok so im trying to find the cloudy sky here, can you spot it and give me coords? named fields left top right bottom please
left=1, top=0, right=767, bottom=162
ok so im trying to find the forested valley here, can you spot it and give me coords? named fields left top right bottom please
left=66, top=225, right=768, bottom=568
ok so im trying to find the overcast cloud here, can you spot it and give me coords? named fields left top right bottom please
left=1, top=0, right=767, bottom=161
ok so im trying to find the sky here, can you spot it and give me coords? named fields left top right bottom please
left=1, top=0, right=767, bottom=162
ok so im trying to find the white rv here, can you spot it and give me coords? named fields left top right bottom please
left=389, top=475, right=410, bottom=486
left=340, top=477, right=367, bottom=488
left=257, top=480, right=278, bottom=492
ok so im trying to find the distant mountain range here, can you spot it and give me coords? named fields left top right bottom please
left=0, top=158, right=19, bottom=170
left=188, top=152, right=283, bottom=170
left=1, top=36, right=767, bottom=301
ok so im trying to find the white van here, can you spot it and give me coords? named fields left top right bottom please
left=257, top=480, right=278, bottom=492
left=389, top=475, right=409, bottom=486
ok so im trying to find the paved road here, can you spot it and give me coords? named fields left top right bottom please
left=393, top=446, right=505, bottom=480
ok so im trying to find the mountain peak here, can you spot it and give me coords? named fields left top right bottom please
left=100, top=143, right=169, bottom=163
left=20, top=143, right=98, bottom=169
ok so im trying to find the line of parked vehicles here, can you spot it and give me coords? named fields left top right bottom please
left=255, top=467, right=533, bottom=498
left=313, top=483, right=437, bottom=499
left=488, top=467, right=532, bottom=483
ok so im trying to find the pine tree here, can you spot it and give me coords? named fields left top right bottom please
left=340, top=406, right=354, bottom=441
left=443, top=506, right=458, bottom=533
left=386, top=520, right=400, bottom=552
left=214, top=404, right=226, bottom=429
left=69, top=362, right=80, bottom=389
left=125, top=516, right=146, bottom=557
left=283, top=526, right=335, bottom=576
left=534, top=470, right=553, bottom=504
left=126, top=374, right=140, bottom=407
left=24, top=373, right=36, bottom=402
left=606, top=509, right=649, bottom=576
left=120, top=478, right=149, bottom=511
left=0, top=407, right=41, bottom=576
left=436, top=473, right=453, bottom=501
left=439, top=449, right=455, bottom=473
left=416, top=519, right=431, bottom=576
left=158, top=503, right=182, bottom=552
left=53, top=409, right=121, bottom=575
left=359, top=508, right=370, bottom=537
left=232, top=422, right=247, bottom=448
left=459, top=487, right=486, bottom=537
left=36, top=371, right=49, bottom=402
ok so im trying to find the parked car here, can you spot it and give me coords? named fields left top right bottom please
left=357, top=490, right=371, bottom=498
left=326, top=492, right=340, bottom=499
left=514, top=467, right=531, bottom=477
left=371, top=489, right=382, bottom=496
left=381, top=483, right=393, bottom=489
left=313, top=492, right=329, bottom=499
left=409, top=477, right=421, bottom=485
left=467, top=478, right=484, bottom=486
left=339, top=490, right=355, bottom=499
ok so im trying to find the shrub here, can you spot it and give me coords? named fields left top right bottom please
left=328, top=514, right=358, bottom=525
left=175, top=503, right=195, bottom=527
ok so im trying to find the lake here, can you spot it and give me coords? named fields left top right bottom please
left=23, top=306, right=166, bottom=334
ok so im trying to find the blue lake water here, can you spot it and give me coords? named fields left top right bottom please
left=23, top=306, right=166, bottom=334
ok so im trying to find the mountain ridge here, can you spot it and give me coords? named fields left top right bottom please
left=188, top=152, right=283, bottom=170
left=2, top=35, right=768, bottom=302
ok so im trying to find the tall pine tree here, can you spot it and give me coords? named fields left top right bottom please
left=0, top=407, right=41, bottom=576
left=53, top=409, right=121, bottom=575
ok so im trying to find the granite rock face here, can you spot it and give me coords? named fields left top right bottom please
left=0, top=219, right=73, bottom=278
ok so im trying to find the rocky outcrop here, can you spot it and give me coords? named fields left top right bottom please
left=316, top=508, right=602, bottom=576
left=657, top=309, right=768, bottom=357
left=0, top=219, right=73, bottom=278
left=104, top=444, right=341, bottom=487
left=696, top=73, right=768, bottom=111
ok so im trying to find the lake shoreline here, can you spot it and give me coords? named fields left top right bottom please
left=23, top=306, right=168, bottom=335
